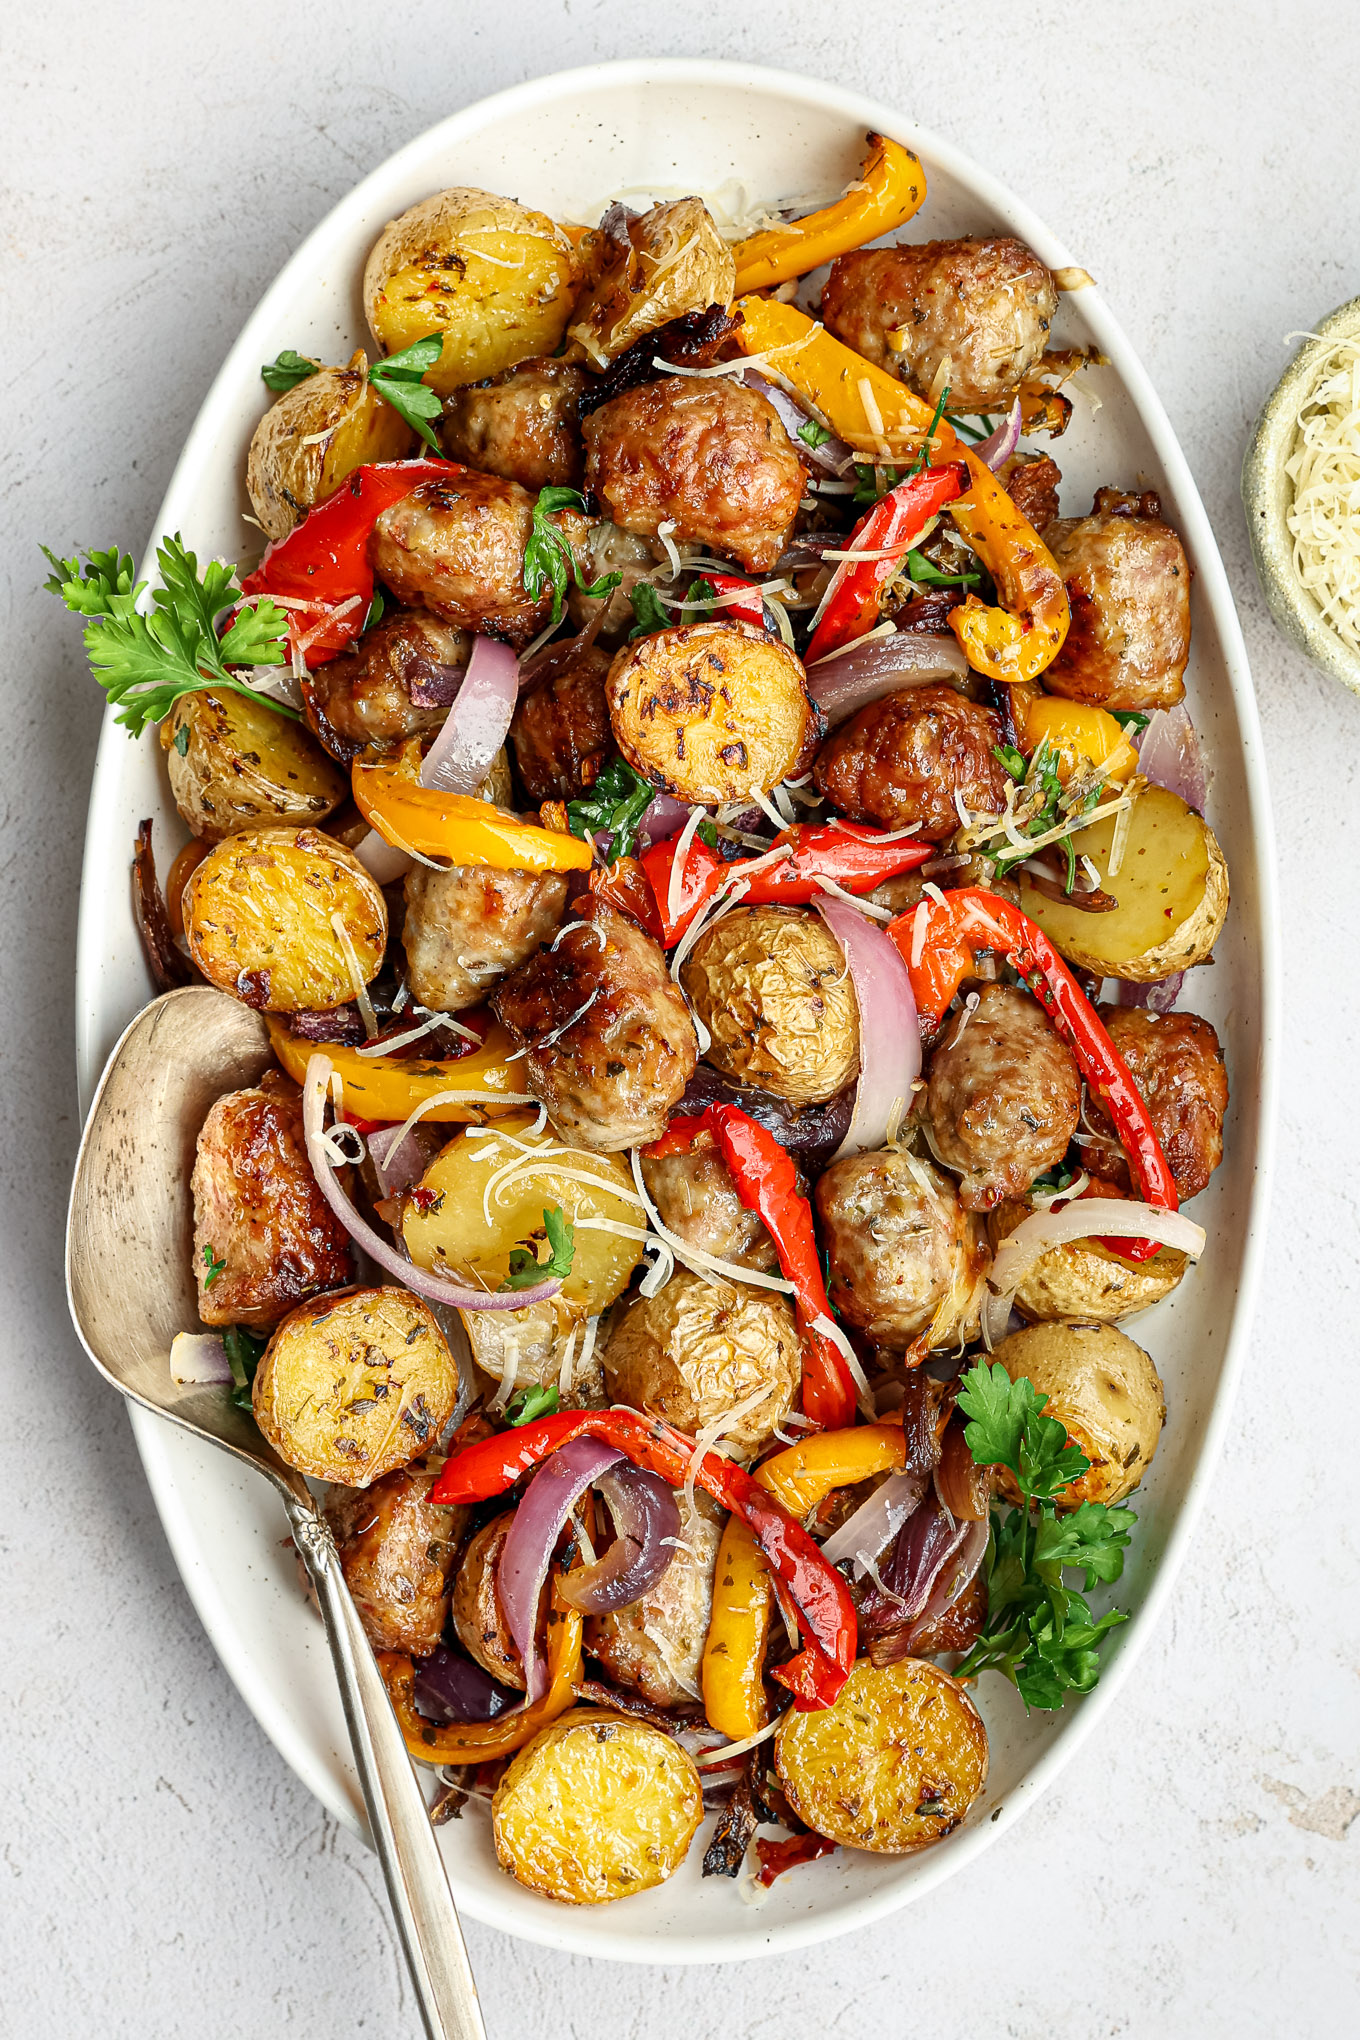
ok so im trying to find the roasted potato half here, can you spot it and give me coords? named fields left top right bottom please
left=681, top=904, right=859, bottom=1105
left=461, top=1294, right=600, bottom=1402
left=606, top=621, right=816, bottom=804
left=988, top=1203, right=1187, bottom=1322
left=990, top=1320, right=1166, bottom=1508
left=601, top=1269, right=801, bottom=1453
left=252, top=1286, right=460, bottom=1486
left=1019, top=785, right=1228, bottom=981
left=401, top=1111, right=642, bottom=1315
left=567, top=197, right=734, bottom=369
left=492, top=1708, right=703, bottom=1904
left=181, top=825, right=386, bottom=1011
left=364, top=188, right=581, bottom=395
left=246, top=352, right=416, bottom=542
left=775, top=1658, right=988, bottom=1853
left=161, top=688, right=347, bottom=841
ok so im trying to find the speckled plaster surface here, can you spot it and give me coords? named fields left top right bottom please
left=2, top=4, right=1358, bottom=2034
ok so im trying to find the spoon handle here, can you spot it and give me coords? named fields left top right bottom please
left=286, top=1496, right=487, bottom=2040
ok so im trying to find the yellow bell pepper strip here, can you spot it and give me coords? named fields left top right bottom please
left=946, top=450, right=1070, bottom=682
left=732, top=296, right=955, bottom=458
left=266, top=1015, right=527, bottom=1122
left=1013, top=692, right=1138, bottom=785
left=730, top=133, right=927, bottom=296
left=352, top=761, right=593, bottom=872
left=701, top=1516, right=774, bottom=1740
left=754, top=1423, right=907, bottom=1516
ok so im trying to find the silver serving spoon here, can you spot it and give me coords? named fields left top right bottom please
left=66, top=985, right=486, bottom=2040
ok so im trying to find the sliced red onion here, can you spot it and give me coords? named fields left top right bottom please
left=1117, top=971, right=1186, bottom=1015
left=873, top=1515, right=991, bottom=1662
left=808, top=632, right=968, bottom=729
left=677, top=1066, right=854, bottom=1170
left=776, top=533, right=849, bottom=570
left=819, top=1465, right=930, bottom=1574
left=556, top=1464, right=679, bottom=1614
left=366, top=1122, right=429, bottom=1198
left=498, top=1438, right=625, bottom=1702
left=861, top=1495, right=972, bottom=1634
left=406, top=658, right=467, bottom=709
left=170, top=1331, right=232, bottom=1387
left=412, top=1644, right=517, bottom=1723
left=637, top=794, right=693, bottom=850
left=1136, top=702, right=1209, bottom=812
left=982, top=1196, right=1207, bottom=1345
left=419, top=636, right=519, bottom=795
left=300, top=1053, right=562, bottom=1311
left=353, top=829, right=414, bottom=885
left=516, top=608, right=607, bottom=691
left=975, top=397, right=1023, bottom=472
left=814, top=895, right=921, bottom=1161
left=743, top=369, right=857, bottom=476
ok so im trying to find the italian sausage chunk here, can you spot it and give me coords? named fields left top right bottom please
left=439, top=357, right=587, bottom=492
left=451, top=1511, right=535, bottom=1691
left=1079, top=1004, right=1227, bottom=1201
left=301, top=611, right=471, bottom=763
left=370, top=470, right=582, bottom=649
left=640, top=1130, right=778, bottom=1271
left=325, top=1466, right=466, bottom=1656
left=926, top=983, right=1080, bottom=1210
left=402, top=864, right=569, bottom=1011
left=815, top=1149, right=986, bottom=1349
left=1043, top=488, right=1191, bottom=711
left=509, top=644, right=613, bottom=801
left=587, top=1493, right=722, bottom=1706
left=812, top=686, right=1008, bottom=841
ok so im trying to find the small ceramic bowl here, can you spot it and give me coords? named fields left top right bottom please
left=1242, top=293, right=1360, bottom=694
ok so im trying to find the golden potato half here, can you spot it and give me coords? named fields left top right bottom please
left=401, top=1111, right=642, bottom=1316
left=182, top=825, right=387, bottom=1011
left=1019, top=785, right=1228, bottom=982
left=988, top=1203, right=1187, bottom=1323
left=601, top=1267, right=801, bottom=1453
left=492, top=1708, right=703, bottom=1904
left=161, top=689, right=347, bottom=841
left=567, top=197, right=735, bottom=369
left=364, top=188, right=581, bottom=395
left=253, top=1286, right=460, bottom=1486
left=246, top=352, right=416, bottom=542
left=990, top=1320, right=1166, bottom=1508
left=775, top=1658, right=988, bottom=1853
left=682, top=904, right=859, bottom=1105
left=606, top=621, right=815, bottom=804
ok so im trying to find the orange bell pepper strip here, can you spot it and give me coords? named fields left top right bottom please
left=754, top=1424, right=906, bottom=1516
left=352, top=762, right=593, bottom=873
left=732, top=296, right=954, bottom=458
left=946, top=450, right=1070, bottom=682
left=701, top=1515, right=774, bottom=1739
left=1013, top=692, right=1138, bottom=784
left=888, top=887, right=1177, bottom=1259
left=266, top=1016, right=527, bottom=1121
left=731, top=133, right=927, bottom=296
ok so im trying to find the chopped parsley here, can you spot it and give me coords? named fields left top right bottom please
left=522, top=485, right=621, bottom=628
left=365, top=332, right=446, bottom=452
left=796, top=419, right=833, bottom=450
left=261, top=349, right=322, bottom=393
left=201, top=1244, right=227, bottom=1289
left=627, top=583, right=672, bottom=638
left=565, top=756, right=656, bottom=862
left=906, top=383, right=950, bottom=479
left=987, top=736, right=1102, bottom=891
left=1110, top=709, right=1151, bottom=737
left=504, top=1383, right=561, bottom=1426
left=906, top=550, right=981, bottom=589
left=223, top=1325, right=267, bottom=1411
left=502, top=1205, right=576, bottom=1291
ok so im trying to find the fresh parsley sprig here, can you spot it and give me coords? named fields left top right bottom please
left=522, top=485, right=622, bottom=628
left=223, top=1325, right=267, bottom=1412
left=565, top=756, right=656, bottom=862
left=262, top=334, right=446, bottom=451
left=43, top=537, right=296, bottom=738
left=503, top=1205, right=576, bottom=1292
left=504, top=1383, right=562, bottom=1426
left=261, top=349, right=322, bottom=393
left=954, top=1360, right=1135, bottom=1710
left=628, top=583, right=672, bottom=639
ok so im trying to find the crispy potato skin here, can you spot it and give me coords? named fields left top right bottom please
left=492, top=1707, right=703, bottom=1904
left=812, top=685, right=1008, bottom=841
left=606, top=620, right=816, bottom=804
left=567, top=198, right=735, bottom=368
left=439, top=357, right=587, bottom=491
left=1043, top=488, right=1191, bottom=710
left=987, top=1202, right=1187, bottom=1322
left=640, top=1130, right=778, bottom=1272
left=301, top=612, right=471, bottom=764
left=775, top=1658, right=989, bottom=1852
left=583, top=377, right=803, bottom=573
left=252, top=1286, right=460, bottom=1487
left=182, top=825, right=387, bottom=1013
left=401, top=863, right=569, bottom=1011
left=461, top=1296, right=602, bottom=1402
left=364, top=188, right=581, bottom=394
left=587, top=1493, right=722, bottom=1706
left=926, top=984, right=1080, bottom=1210
left=682, top=905, right=858, bottom=1106
left=510, top=644, right=613, bottom=801
left=493, top=898, right=697, bottom=1152
left=816, top=1149, right=988, bottom=1349
left=602, top=1269, right=802, bottom=1453
left=990, top=1321, right=1165, bottom=1508
left=370, top=470, right=584, bottom=649
left=1079, top=1005, right=1228, bottom=1202
left=451, top=1511, right=533, bottom=1690
left=246, top=353, right=416, bottom=542
left=822, top=236, right=1057, bottom=411
left=325, top=1466, right=466, bottom=1657
left=161, top=688, right=347, bottom=841
left=191, top=1075, right=353, bottom=1328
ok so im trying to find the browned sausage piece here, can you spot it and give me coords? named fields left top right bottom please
left=821, top=237, right=1058, bottom=412
left=191, top=1072, right=353, bottom=1328
left=582, top=376, right=804, bottom=574
left=324, top=1466, right=466, bottom=1656
left=440, top=357, right=587, bottom=493
left=1043, top=488, right=1191, bottom=711
left=510, top=643, right=613, bottom=801
left=998, top=452, right=1062, bottom=533
left=640, top=1128, right=778, bottom=1272
left=926, top=984, right=1080, bottom=1210
left=1079, top=1004, right=1227, bottom=1202
left=301, top=611, right=471, bottom=764
left=815, top=1149, right=985, bottom=1349
left=402, top=864, right=570, bottom=1012
left=493, top=897, right=697, bottom=1152
left=812, top=684, right=1008, bottom=840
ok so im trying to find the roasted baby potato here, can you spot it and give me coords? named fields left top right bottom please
left=325, top=1466, right=466, bottom=1657
left=252, top=1286, right=460, bottom=1486
left=492, top=1708, right=703, bottom=1903
left=364, top=188, right=581, bottom=395
left=246, top=351, right=416, bottom=542
left=989, top=1321, right=1165, bottom=1508
left=161, top=688, right=347, bottom=841
left=602, top=1269, right=801, bottom=1453
left=681, top=905, right=859, bottom=1106
left=587, top=1492, right=722, bottom=1707
left=606, top=622, right=816, bottom=804
left=181, top=825, right=387, bottom=1011
left=775, top=1658, right=988, bottom=1853
left=451, top=1510, right=532, bottom=1690
left=567, top=198, right=734, bottom=369
left=461, top=1295, right=601, bottom=1403
left=401, top=1111, right=642, bottom=1315
left=987, top=1202, right=1187, bottom=1322
left=1018, top=785, right=1228, bottom=981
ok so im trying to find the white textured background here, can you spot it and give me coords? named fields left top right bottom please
left=4, top=4, right=1358, bottom=2034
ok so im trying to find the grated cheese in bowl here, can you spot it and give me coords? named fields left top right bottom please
left=1284, top=335, right=1360, bottom=651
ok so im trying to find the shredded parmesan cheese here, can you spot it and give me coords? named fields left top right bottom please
left=655, top=519, right=683, bottom=580
left=1285, top=334, right=1360, bottom=649
left=682, top=1383, right=778, bottom=1525
left=809, top=1313, right=876, bottom=1417
left=693, top=1707, right=790, bottom=1767
left=329, top=913, right=378, bottom=1038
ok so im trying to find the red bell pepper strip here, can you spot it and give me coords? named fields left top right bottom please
left=804, top=461, right=968, bottom=664
left=888, top=887, right=1178, bottom=1260
left=430, top=1407, right=857, bottom=1708
left=704, top=572, right=767, bottom=629
left=239, top=458, right=451, bottom=667
left=640, top=823, right=933, bottom=948
left=645, top=1104, right=859, bottom=1430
